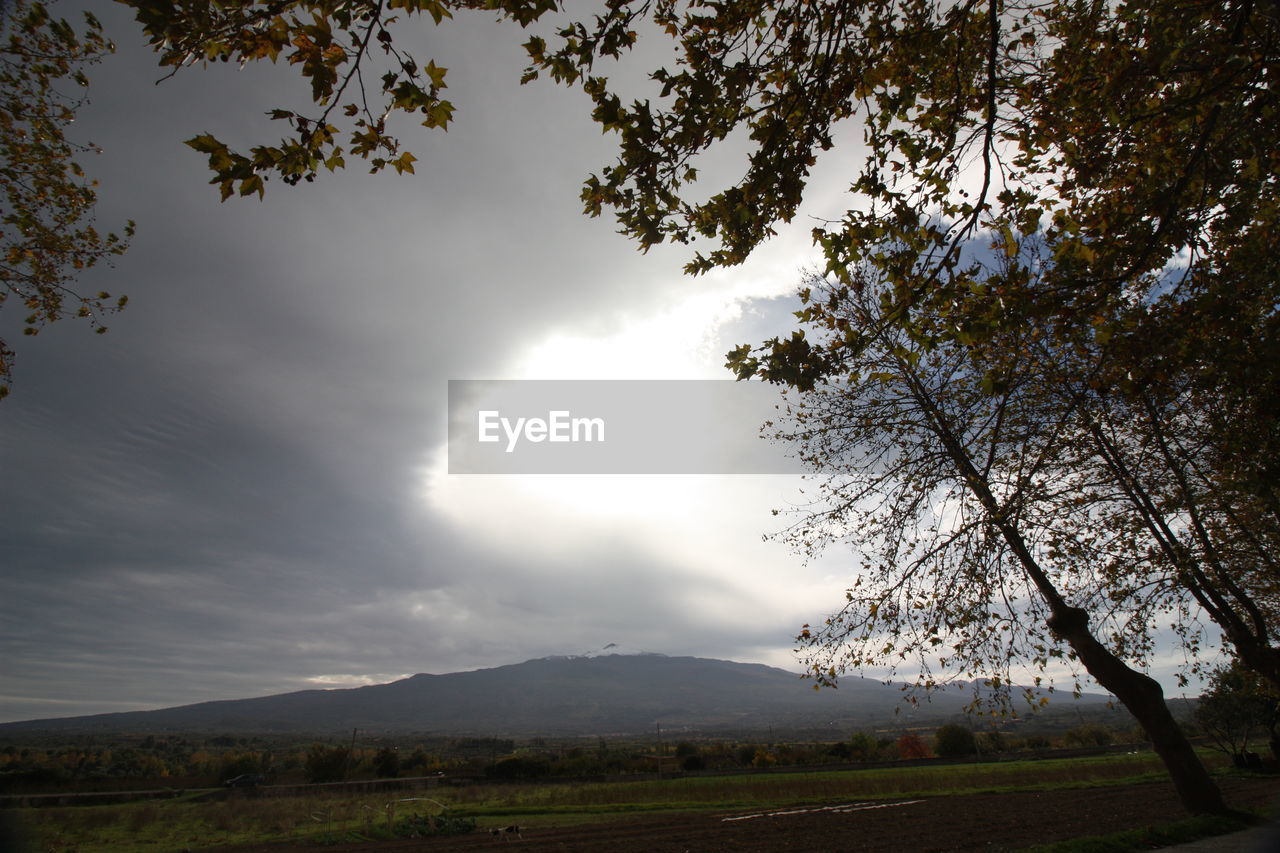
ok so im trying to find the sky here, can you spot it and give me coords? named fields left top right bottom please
left=0, top=2, right=860, bottom=723
left=0, top=3, right=1202, bottom=724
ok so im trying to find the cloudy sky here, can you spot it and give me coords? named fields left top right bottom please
left=1, top=3, right=1204, bottom=724
left=0, top=1, right=867, bottom=722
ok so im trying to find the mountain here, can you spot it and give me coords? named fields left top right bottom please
left=0, top=654, right=1122, bottom=737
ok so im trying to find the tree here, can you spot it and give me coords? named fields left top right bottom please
left=125, top=0, right=1277, bottom=341
left=895, top=733, right=930, bottom=760
left=763, top=270, right=1226, bottom=813
left=1, top=0, right=133, bottom=398
left=1037, top=333, right=1280, bottom=692
left=372, top=746, right=400, bottom=779
left=1195, top=661, right=1280, bottom=764
left=304, top=743, right=348, bottom=783
left=847, top=730, right=880, bottom=762
left=117, top=0, right=560, bottom=200
left=933, top=725, right=977, bottom=759
left=977, top=729, right=1007, bottom=754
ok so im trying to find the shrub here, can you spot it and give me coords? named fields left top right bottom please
left=978, top=730, right=1008, bottom=754
left=934, top=725, right=977, bottom=758
left=750, top=748, right=777, bottom=768
left=849, top=731, right=881, bottom=762
left=1064, top=724, right=1114, bottom=748
left=218, top=752, right=262, bottom=781
left=394, top=813, right=475, bottom=838
left=826, top=741, right=853, bottom=760
left=896, top=733, right=931, bottom=760
left=304, top=744, right=349, bottom=783
left=373, top=747, right=400, bottom=779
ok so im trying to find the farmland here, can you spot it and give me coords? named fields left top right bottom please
left=7, top=750, right=1278, bottom=852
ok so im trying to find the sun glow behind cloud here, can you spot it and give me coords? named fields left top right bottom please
left=420, top=276, right=801, bottom=517
left=412, top=279, right=844, bottom=662
left=398, top=146, right=873, bottom=673
left=510, top=286, right=772, bottom=380
left=412, top=119, right=849, bottom=569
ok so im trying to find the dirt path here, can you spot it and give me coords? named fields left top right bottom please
left=199, top=776, right=1280, bottom=853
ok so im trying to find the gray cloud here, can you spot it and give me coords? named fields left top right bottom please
left=0, top=5, right=926, bottom=724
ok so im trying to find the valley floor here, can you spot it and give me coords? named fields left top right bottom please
left=199, top=775, right=1280, bottom=853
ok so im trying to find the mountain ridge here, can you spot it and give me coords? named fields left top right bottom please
left=0, top=654, right=1122, bottom=737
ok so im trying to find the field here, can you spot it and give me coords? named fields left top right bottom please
left=9, top=752, right=1279, bottom=852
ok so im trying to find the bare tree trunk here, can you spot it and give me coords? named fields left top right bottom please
left=907, top=370, right=1230, bottom=815
left=1047, top=606, right=1227, bottom=815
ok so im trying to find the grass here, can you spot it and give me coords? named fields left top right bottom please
left=1022, top=810, right=1263, bottom=852
left=14, top=751, right=1236, bottom=852
left=25, top=791, right=321, bottom=852
left=442, top=751, right=1177, bottom=815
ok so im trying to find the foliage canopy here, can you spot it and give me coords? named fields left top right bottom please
left=123, top=0, right=1277, bottom=342
left=0, top=0, right=133, bottom=398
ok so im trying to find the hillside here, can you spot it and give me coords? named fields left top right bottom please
left=0, top=654, right=1123, bottom=736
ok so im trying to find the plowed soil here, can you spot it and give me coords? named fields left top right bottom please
left=200, top=775, right=1280, bottom=853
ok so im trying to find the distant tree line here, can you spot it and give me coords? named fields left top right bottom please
left=11, top=716, right=1260, bottom=795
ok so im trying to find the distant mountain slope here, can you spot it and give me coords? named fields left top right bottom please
left=0, top=654, right=1120, bottom=736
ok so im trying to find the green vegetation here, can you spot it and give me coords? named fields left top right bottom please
left=12, top=750, right=1225, bottom=853
left=934, top=725, right=977, bottom=758
left=447, top=752, right=1182, bottom=814
left=304, top=744, right=350, bottom=784
left=371, top=746, right=400, bottom=780
left=0, top=734, right=452, bottom=793
left=0, top=721, right=1152, bottom=794
left=1063, top=725, right=1115, bottom=749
